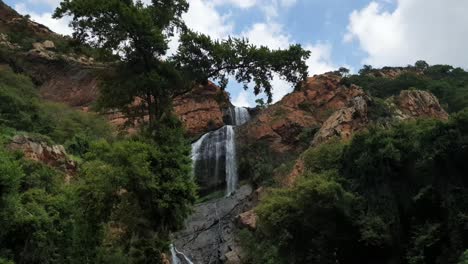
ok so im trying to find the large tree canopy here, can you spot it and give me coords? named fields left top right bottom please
left=53, top=0, right=310, bottom=129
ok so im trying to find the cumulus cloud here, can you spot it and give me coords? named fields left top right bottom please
left=183, top=0, right=234, bottom=39
left=344, top=0, right=468, bottom=68
left=212, top=0, right=258, bottom=9
left=15, top=3, right=72, bottom=35
left=240, top=22, right=290, bottom=48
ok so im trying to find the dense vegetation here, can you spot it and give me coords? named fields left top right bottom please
left=241, top=111, right=468, bottom=264
left=342, top=62, right=468, bottom=113
left=1, top=0, right=312, bottom=262
left=0, top=65, right=196, bottom=263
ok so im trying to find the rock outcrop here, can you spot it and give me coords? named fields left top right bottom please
left=236, top=210, right=257, bottom=231
left=174, top=82, right=230, bottom=137
left=8, top=135, right=77, bottom=177
left=391, top=90, right=449, bottom=121
left=283, top=89, right=449, bottom=187
left=311, top=95, right=370, bottom=146
left=239, top=74, right=367, bottom=154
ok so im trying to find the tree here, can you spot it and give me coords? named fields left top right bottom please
left=54, top=0, right=190, bottom=130
left=255, top=98, right=266, bottom=108
left=414, top=60, right=429, bottom=71
left=73, top=138, right=196, bottom=263
left=338, top=67, right=350, bottom=77
left=359, top=64, right=373, bottom=75
left=174, top=30, right=310, bottom=104
left=53, top=0, right=310, bottom=129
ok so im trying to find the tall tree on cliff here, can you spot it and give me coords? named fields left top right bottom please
left=53, top=0, right=310, bottom=131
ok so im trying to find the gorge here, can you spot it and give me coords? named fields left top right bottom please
left=1, top=1, right=467, bottom=263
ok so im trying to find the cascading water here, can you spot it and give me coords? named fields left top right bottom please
left=191, top=106, right=250, bottom=196
left=231, top=106, right=251, bottom=126
left=171, top=244, right=193, bottom=264
left=174, top=106, right=250, bottom=263
left=225, top=125, right=237, bottom=196
left=191, top=125, right=238, bottom=196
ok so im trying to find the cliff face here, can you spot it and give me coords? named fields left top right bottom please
left=0, top=0, right=231, bottom=137
left=173, top=82, right=231, bottom=137
left=239, top=74, right=367, bottom=154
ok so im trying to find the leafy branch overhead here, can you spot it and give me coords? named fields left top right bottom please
left=53, top=0, right=311, bottom=128
left=173, top=30, right=310, bottom=103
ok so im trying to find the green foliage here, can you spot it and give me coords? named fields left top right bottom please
left=174, top=30, right=310, bottom=103
left=255, top=98, right=267, bottom=108
left=72, top=137, right=196, bottom=263
left=0, top=146, right=74, bottom=264
left=0, top=66, right=43, bottom=131
left=245, top=110, right=468, bottom=264
left=302, top=139, right=345, bottom=174
left=345, top=63, right=468, bottom=113
left=0, top=66, right=113, bottom=153
left=255, top=174, right=359, bottom=264
left=458, top=250, right=468, bottom=264
left=238, top=141, right=275, bottom=187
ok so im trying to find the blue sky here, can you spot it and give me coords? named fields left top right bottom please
left=5, top=0, right=468, bottom=106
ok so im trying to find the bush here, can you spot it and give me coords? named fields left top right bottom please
left=255, top=174, right=359, bottom=264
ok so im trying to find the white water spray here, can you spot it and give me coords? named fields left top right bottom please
left=171, top=244, right=193, bottom=264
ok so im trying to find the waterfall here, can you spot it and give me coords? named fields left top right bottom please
left=191, top=125, right=239, bottom=196
left=230, top=106, right=251, bottom=126
left=171, top=244, right=193, bottom=264
left=178, top=106, right=250, bottom=262
left=225, top=125, right=237, bottom=196
left=191, top=105, right=250, bottom=195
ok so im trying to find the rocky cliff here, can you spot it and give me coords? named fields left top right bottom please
left=0, top=0, right=232, bottom=137
left=238, top=74, right=367, bottom=154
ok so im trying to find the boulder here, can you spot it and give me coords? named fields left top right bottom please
left=236, top=210, right=257, bottom=231
left=8, top=135, right=77, bottom=177
left=224, top=250, right=241, bottom=264
left=312, top=95, right=370, bottom=146
left=42, top=40, right=55, bottom=49
left=391, top=90, right=449, bottom=120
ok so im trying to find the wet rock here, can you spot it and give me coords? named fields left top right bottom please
left=173, top=185, right=254, bottom=264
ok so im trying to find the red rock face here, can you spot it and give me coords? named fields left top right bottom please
left=393, top=90, right=449, bottom=120
left=240, top=74, right=367, bottom=153
left=8, top=135, right=77, bottom=177
left=174, top=82, right=229, bottom=137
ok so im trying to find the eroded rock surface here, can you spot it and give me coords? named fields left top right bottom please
left=173, top=185, right=254, bottom=264
left=8, top=135, right=77, bottom=176
left=240, top=74, right=366, bottom=154
left=174, top=82, right=230, bottom=138
left=391, top=90, right=449, bottom=121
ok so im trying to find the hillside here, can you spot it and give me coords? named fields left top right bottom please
left=0, top=1, right=467, bottom=264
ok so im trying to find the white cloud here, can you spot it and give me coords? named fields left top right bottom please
left=183, top=0, right=234, bottom=39
left=240, top=22, right=290, bottom=48
left=345, top=0, right=468, bottom=68
left=233, top=90, right=256, bottom=107
left=14, top=3, right=72, bottom=35
left=305, top=43, right=336, bottom=75
left=27, top=0, right=61, bottom=7
left=212, top=0, right=258, bottom=9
